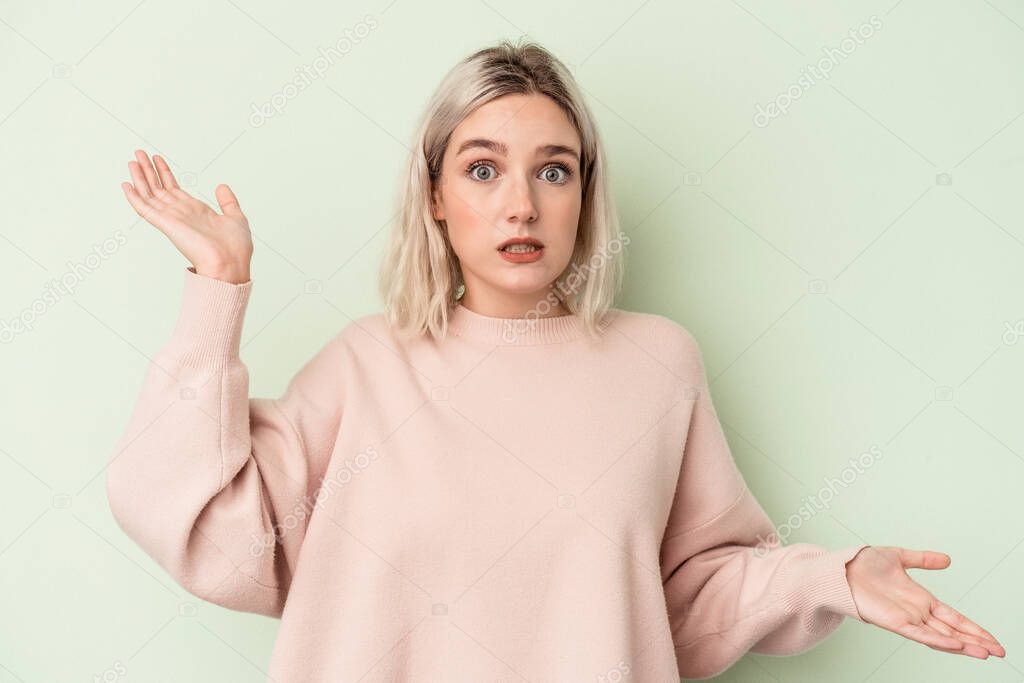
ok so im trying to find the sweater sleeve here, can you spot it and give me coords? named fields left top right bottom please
left=105, top=266, right=343, bottom=618
left=660, top=330, right=869, bottom=680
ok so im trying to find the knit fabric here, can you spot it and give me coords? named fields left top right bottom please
left=106, top=266, right=868, bottom=681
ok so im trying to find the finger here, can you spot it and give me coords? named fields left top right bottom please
left=121, top=182, right=161, bottom=222
left=899, top=548, right=951, bottom=570
left=908, top=624, right=991, bottom=659
left=923, top=640, right=991, bottom=659
left=923, top=614, right=955, bottom=638
left=128, top=161, right=154, bottom=198
left=933, top=602, right=1001, bottom=643
left=153, top=154, right=181, bottom=190
left=951, top=629, right=1005, bottom=657
left=214, top=184, right=243, bottom=217
left=134, top=149, right=163, bottom=191
left=925, top=614, right=1000, bottom=655
left=121, top=183, right=190, bottom=248
left=899, top=621, right=966, bottom=653
left=902, top=620, right=993, bottom=660
left=932, top=603, right=1004, bottom=654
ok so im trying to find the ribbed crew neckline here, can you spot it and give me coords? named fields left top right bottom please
left=447, top=301, right=585, bottom=345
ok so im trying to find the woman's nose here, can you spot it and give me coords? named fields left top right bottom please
left=504, top=176, right=538, bottom=223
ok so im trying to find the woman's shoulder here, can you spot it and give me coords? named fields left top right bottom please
left=605, top=306, right=701, bottom=349
left=326, top=310, right=428, bottom=356
left=319, top=310, right=395, bottom=355
left=603, top=306, right=706, bottom=378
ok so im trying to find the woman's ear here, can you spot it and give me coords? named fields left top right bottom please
left=431, top=186, right=445, bottom=221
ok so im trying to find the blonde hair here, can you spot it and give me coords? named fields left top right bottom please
left=378, top=38, right=626, bottom=342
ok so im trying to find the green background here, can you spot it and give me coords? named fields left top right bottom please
left=0, top=0, right=1021, bottom=681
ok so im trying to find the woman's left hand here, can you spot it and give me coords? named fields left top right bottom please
left=845, top=545, right=1005, bottom=659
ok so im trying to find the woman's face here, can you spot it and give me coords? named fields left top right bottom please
left=431, top=93, right=582, bottom=317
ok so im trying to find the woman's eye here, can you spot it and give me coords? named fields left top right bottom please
left=465, top=162, right=571, bottom=183
left=468, top=162, right=496, bottom=181
left=540, top=165, right=570, bottom=184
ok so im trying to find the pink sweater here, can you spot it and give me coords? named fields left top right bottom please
left=106, top=267, right=869, bottom=681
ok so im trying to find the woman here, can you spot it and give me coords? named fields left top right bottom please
left=108, top=39, right=1003, bottom=681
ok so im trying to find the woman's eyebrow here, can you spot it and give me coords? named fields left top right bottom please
left=455, top=138, right=580, bottom=162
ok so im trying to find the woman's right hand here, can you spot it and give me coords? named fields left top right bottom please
left=121, top=149, right=253, bottom=284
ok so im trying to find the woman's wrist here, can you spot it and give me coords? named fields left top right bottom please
left=193, top=263, right=251, bottom=285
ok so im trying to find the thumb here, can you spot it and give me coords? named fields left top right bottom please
left=899, top=548, right=951, bottom=570
left=215, top=183, right=243, bottom=217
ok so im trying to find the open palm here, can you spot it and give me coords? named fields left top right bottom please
left=121, top=149, right=253, bottom=284
left=846, top=546, right=1004, bottom=659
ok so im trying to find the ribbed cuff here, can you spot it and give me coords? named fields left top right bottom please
left=164, top=266, right=253, bottom=367
left=780, top=543, right=870, bottom=625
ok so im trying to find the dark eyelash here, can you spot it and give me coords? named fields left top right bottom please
left=546, top=162, right=574, bottom=179
left=464, top=160, right=492, bottom=176
left=464, top=160, right=574, bottom=181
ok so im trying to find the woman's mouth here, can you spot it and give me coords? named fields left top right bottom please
left=498, top=243, right=544, bottom=263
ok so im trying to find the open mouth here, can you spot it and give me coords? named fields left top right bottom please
left=500, top=244, right=542, bottom=253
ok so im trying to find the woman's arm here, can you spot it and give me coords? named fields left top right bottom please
left=106, top=150, right=342, bottom=617
left=105, top=267, right=342, bottom=617
left=660, top=329, right=867, bottom=679
left=660, top=328, right=1004, bottom=679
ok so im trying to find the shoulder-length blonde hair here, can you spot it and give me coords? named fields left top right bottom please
left=378, top=38, right=627, bottom=342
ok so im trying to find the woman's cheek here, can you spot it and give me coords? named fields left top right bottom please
left=450, top=181, right=492, bottom=221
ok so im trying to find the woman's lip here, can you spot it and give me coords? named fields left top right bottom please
left=498, top=246, right=544, bottom=263
left=497, top=242, right=544, bottom=249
